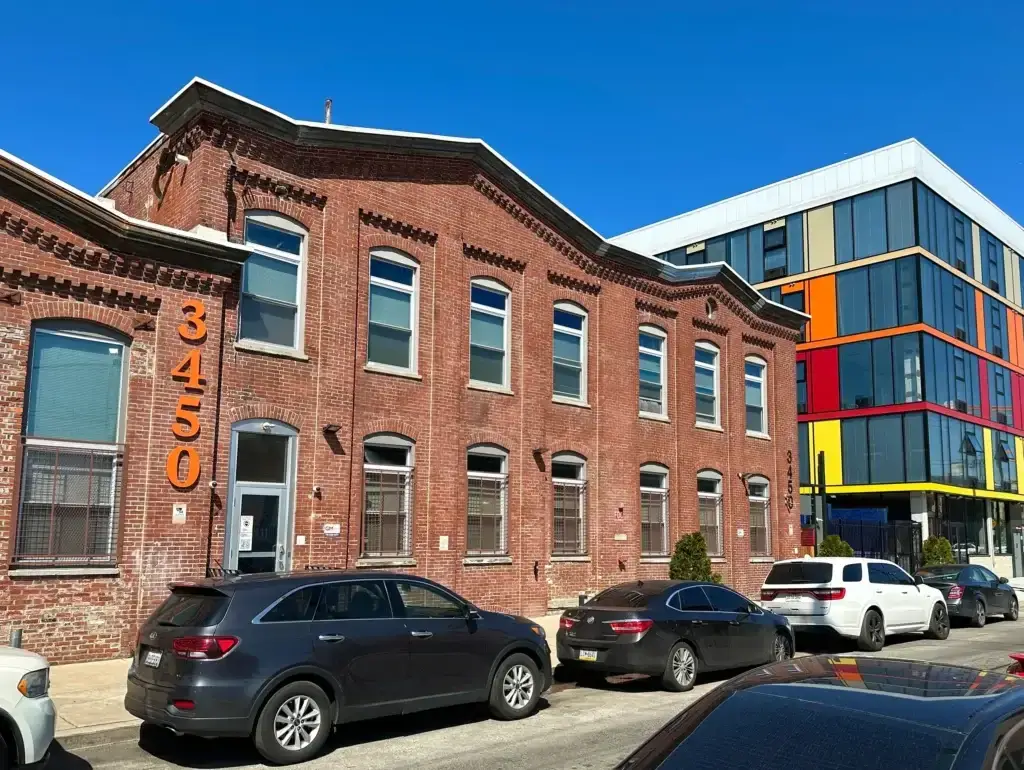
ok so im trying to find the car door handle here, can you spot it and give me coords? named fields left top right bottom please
left=410, top=631, right=434, bottom=639
left=729, top=620, right=740, bottom=626
left=317, top=634, right=346, bottom=643
left=690, top=619, right=704, bottom=625
left=875, top=589, right=883, bottom=594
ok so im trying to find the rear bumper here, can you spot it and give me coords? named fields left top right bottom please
left=781, top=614, right=858, bottom=638
left=124, top=674, right=252, bottom=737
left=555, top=632, right=668, bottom=676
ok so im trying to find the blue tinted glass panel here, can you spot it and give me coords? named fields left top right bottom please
left=869, top=261, right=897, bottom=330
left=840, top=341, right=873, bottom=409
left=706, top=237, right=726, bottom=264
left=841, top=418, right=869, bottom=484
left=554, top=308, right=584, bottom=330
left=896, top=257, right=920, bottom=325
left=370, top=257, right=414, bottom=286
left=891, top=333, right=921, bottom=404
left=553, top=331, right=582, bottom=364
left=727, top=231, right=748, bottom=281
left=836, top=268, right=870, bottom=335
left=853, top=189, right=887, bottom=259
left=748, top=227, right=764, bottom=283
left=369, top=285, right=412, bottom=329
left=470, top=310, right=504, bottom=349
left=798, top=423, right=810, bottom=485
left=240, top=296, right=297, bottom=347
left=872, top=337, right=894, bottom=407
left=834, top=199, right=854, bottom=264
left=886, top=182, right=915, bottom=251
left=869, top=414, right=904, bottom=483
left=639, top=332, right=663, bottom=352
left=904, top=412, right=926, bottom=482
left=471, top=285, right=507, bottom=310
left=786, top=214, right=804, bottom=276
left=243, top=252, right=298, bottom=304
left=246, top=220, right=302, bottom=255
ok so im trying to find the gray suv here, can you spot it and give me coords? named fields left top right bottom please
left=125, top=571, right=552, bottom=764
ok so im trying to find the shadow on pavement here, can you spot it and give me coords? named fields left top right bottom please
left=795, top=616, right=1015, bottom=656
left=41, top=743, right=93, bottom=770
left=132, top=700, right=551, bottom=768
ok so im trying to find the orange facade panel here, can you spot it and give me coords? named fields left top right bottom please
left=808, top=274, right=837, bottom=341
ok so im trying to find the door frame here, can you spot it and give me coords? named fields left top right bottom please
left=223, top=419, right=299, bottom=572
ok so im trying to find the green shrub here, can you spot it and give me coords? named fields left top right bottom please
left=922, top=536, right=955, bottom=567
left=669, top=532, right=722, bottom=583
left=818, top=534, right=855, bottom=558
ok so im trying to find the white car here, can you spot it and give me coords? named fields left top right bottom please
left=759, top=557, right=949, bottom=651
left=0, top=647, right=55, bottom=767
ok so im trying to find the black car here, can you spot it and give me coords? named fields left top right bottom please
left=555, top=580, right=793, bottom=692
left=125, top=571, right=551, bottom=765
left=616, top=655, right=1024, bottom=769
left=916, top=563, right=1019, bottom=627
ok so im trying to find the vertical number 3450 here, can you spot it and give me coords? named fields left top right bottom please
left=167, top=301, right=207, bottom=489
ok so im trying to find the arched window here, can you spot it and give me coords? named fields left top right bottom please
left=469, top=278, right=510, bottom=389
left=467, top=444, right=509, bottom=555
left=362, top=433, right=414, bottom=557
left=746, top=475, right=771, bottom=557
left=18, top=321, right=129, bottom=566
left=640, top=463, right=669, bottom=556
left=745, top=356, right=768, bottom=436
left=697, top=469, right=723, bottom=557
left=241, top=211, right=307, bottom=350
left=639, top=325, right=667, bottom=417
left=553, top=302, right=587, bottom=404
left=368, top=248, right=419, bottom=374
left=695, top=342, right=720, bottom=428
left=552, top=452, right=587, bottom=555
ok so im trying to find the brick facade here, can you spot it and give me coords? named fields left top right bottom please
left=0, top=82, right=802, bottom=663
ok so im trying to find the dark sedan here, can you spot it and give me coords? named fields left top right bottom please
left=125, top=571, right=551, bottom=765
left=616, top=655, right=1024, bottom=770
left=916, top=563, right=1019, bottom=627
left=555, top=580, right=793, bottom=692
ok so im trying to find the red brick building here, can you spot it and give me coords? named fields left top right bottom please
left=0, top=79, right=805, bottom=663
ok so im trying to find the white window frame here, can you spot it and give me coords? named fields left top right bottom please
left=640, top=463, right=669, bottom=556
left=466, top=444, right=509, bottom=555
left=745, top=356, right=769, bottom=437
left=639, top=325, right=667, bottom=418
left=240, top=211, right=307, bottom=352
left=747, top=475, right=771, bottom=557
left=468, top=278, right=511, bottom=390
left=697, top=469, right=723, bottom=557
left=552, top=302, right=588, bottom=405
left=695, top=341, right=720, bottom=428
left=551, top=451, right=587, bottom=555
left=362, top=433, right=414, bottom=557
left=367, top=248, right=420, bottom=375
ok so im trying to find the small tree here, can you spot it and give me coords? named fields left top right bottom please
left=818, top=534, right=855, bottom=558
left=922, top=536, right=955, bottom=567
left=669, top=532, right=722, bottom=583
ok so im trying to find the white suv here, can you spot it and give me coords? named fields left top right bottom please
left=0, top=646, right=55, bottom=767
left=759, top=557, right=950, bottom=651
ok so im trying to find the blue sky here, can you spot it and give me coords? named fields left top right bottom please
left=2, top=1, right=1021, bottom=238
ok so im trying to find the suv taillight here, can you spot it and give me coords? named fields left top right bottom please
left=608, top=619, right=654, bottom=635
left=948, top=585, right=964, bottom=600
left=559, top=617, right=576, bottom=631
left=810, top=587, right=846, bottom=601
left=172, top=636, right=238, bottom=660
left=761, top=589, right=777, bottom=601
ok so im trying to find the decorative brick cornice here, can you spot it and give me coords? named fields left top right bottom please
left=227, top=402, right=304, bottom=430
left=692, top=316, right=730, bottom=337
left=0, top=210, right=230, bottom=296
left=462, top=243, right=526, bottom=273
left=230, top=166, right=327, bottom=210
left=671, top=283, right=799, bottom=342
left=636, top=297, right=677, bottom=319
left=359, top=209, right=438, bottom=245
left=28, top=300, right=140, bottom=339
left=1, top=268, right=161, bottom=314
left=548, top=270, right=601, bottom=296
left=742, top=332, right=776, bottom=350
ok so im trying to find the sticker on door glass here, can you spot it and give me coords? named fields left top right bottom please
left=239, top=515, right=254, bottom=552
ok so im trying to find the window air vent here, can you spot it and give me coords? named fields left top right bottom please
left=955, top=399, right=968, bottom=413
left=764, top=266, right=787, bottom=281
left=997, top=413, right=1009, bottom=425
left=956, top=259, right=967, bottom=272
left=990, top=280, right=1001, bottom=292
left=955, top=328, right=967, bottom=342
left=994, top=345, right=1004, bottom=358
left=1001, top=481, right=1014, bottom=492
left=855, top=397, right=872, bottom=408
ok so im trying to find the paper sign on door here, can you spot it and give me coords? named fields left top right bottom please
left=239, top=515, right=254, bottom=552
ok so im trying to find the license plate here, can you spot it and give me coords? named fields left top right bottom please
left=144, top=650, right=163, bottom=668
left=578, top=649, right=598, bottom=662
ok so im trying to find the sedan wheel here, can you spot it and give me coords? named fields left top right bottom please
left=1008, top=596, right=1019, bottom=622
left=973, top=600, right=987, bottom=628
left=927, top=603, right=950, bottom=640
left=662, top=642, right=697, bottom=692
left=773, top=633, right=792, bottom=661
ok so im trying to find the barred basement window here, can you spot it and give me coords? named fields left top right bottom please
left=552, top=452, right=587, bottom=555
left=467, top=446, right=508, bottom=555
left=747, top=476, right=771, bottom=557
left=697, top=469, right=723, bottom=557
left=640, top=464, right=669, bottom=556
left=362, top=434, right=414, bottom=557
left=16, top=322, right=129, bottom=566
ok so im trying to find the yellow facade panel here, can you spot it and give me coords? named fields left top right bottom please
left=984, top=428, right=995, bottom=491
left=807, top=205, right=836, bottom=270
left=810, top=420, right=843, bottom=486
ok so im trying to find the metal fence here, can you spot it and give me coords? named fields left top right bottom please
left=826, top=518, right=923, bottom=574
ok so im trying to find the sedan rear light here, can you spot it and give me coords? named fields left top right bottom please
left=608, top=619, right=654, bottom=635
left=172, top=700, right=196, bottom=711
left=559, top=617, right=576, bottom=631
left=810, top=587, right=845, bottom=601
left=172, top=636, right=239, bottom=660
left=948, top=585, right=964, bottom=601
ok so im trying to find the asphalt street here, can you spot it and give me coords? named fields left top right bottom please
left=53, top=616, right=1024, bottom=770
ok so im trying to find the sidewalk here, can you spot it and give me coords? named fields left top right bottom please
left=50, top=614, right=563, bottom=746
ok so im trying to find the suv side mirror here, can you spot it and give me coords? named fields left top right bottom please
left=1000, top=576, right=1010, bottom=585
left=914, top=575, right=924, bottom=585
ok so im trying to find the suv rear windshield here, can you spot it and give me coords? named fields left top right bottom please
left=152, top=588, right=230, bottom=627
left=589, top=585, right=656, bottom=608
left=764, top=562, right=833, bottom=585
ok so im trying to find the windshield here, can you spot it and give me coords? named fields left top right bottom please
left=151, top=588, right=230, bottom=627
left=764, top=562, right=833, bottom=585
left=589, top=585, right=655, bottom=608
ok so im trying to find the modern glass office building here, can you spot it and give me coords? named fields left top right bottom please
left=613, top=140, right=1024, bottom=575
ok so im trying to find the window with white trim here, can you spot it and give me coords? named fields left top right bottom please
left=469, top=279, right=510, bottom=388
left=553, top=303, right=587, bottom=402
left=467, top=445, right=508, bottom=555
left=697, top=469, right=723, bottom=557
left=17, top=322, right=129, bottom=565
left=552, top=453, right=587, bottom=555
left=640, top=464, right=669, bottom=556
left=695, top=342, right=720, bottom=427
left=368, top=249, right=419, bottom=373
left=745, top=357, right=768, bottom=435
left=747, top=476, right=771, bottom=557
left=362, top=434, right=414, bottom=557
left=240, top=212, right=306, bottom=349
left=639, top=325, right=667, bottom=416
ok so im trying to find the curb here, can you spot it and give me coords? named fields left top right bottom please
left=57, top=722, right=141, bottom=752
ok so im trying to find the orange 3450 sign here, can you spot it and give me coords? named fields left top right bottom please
left=166, top=300, right=207, bottom=489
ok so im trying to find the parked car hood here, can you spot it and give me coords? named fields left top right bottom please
left=0, top=646, right=48, bottom=672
